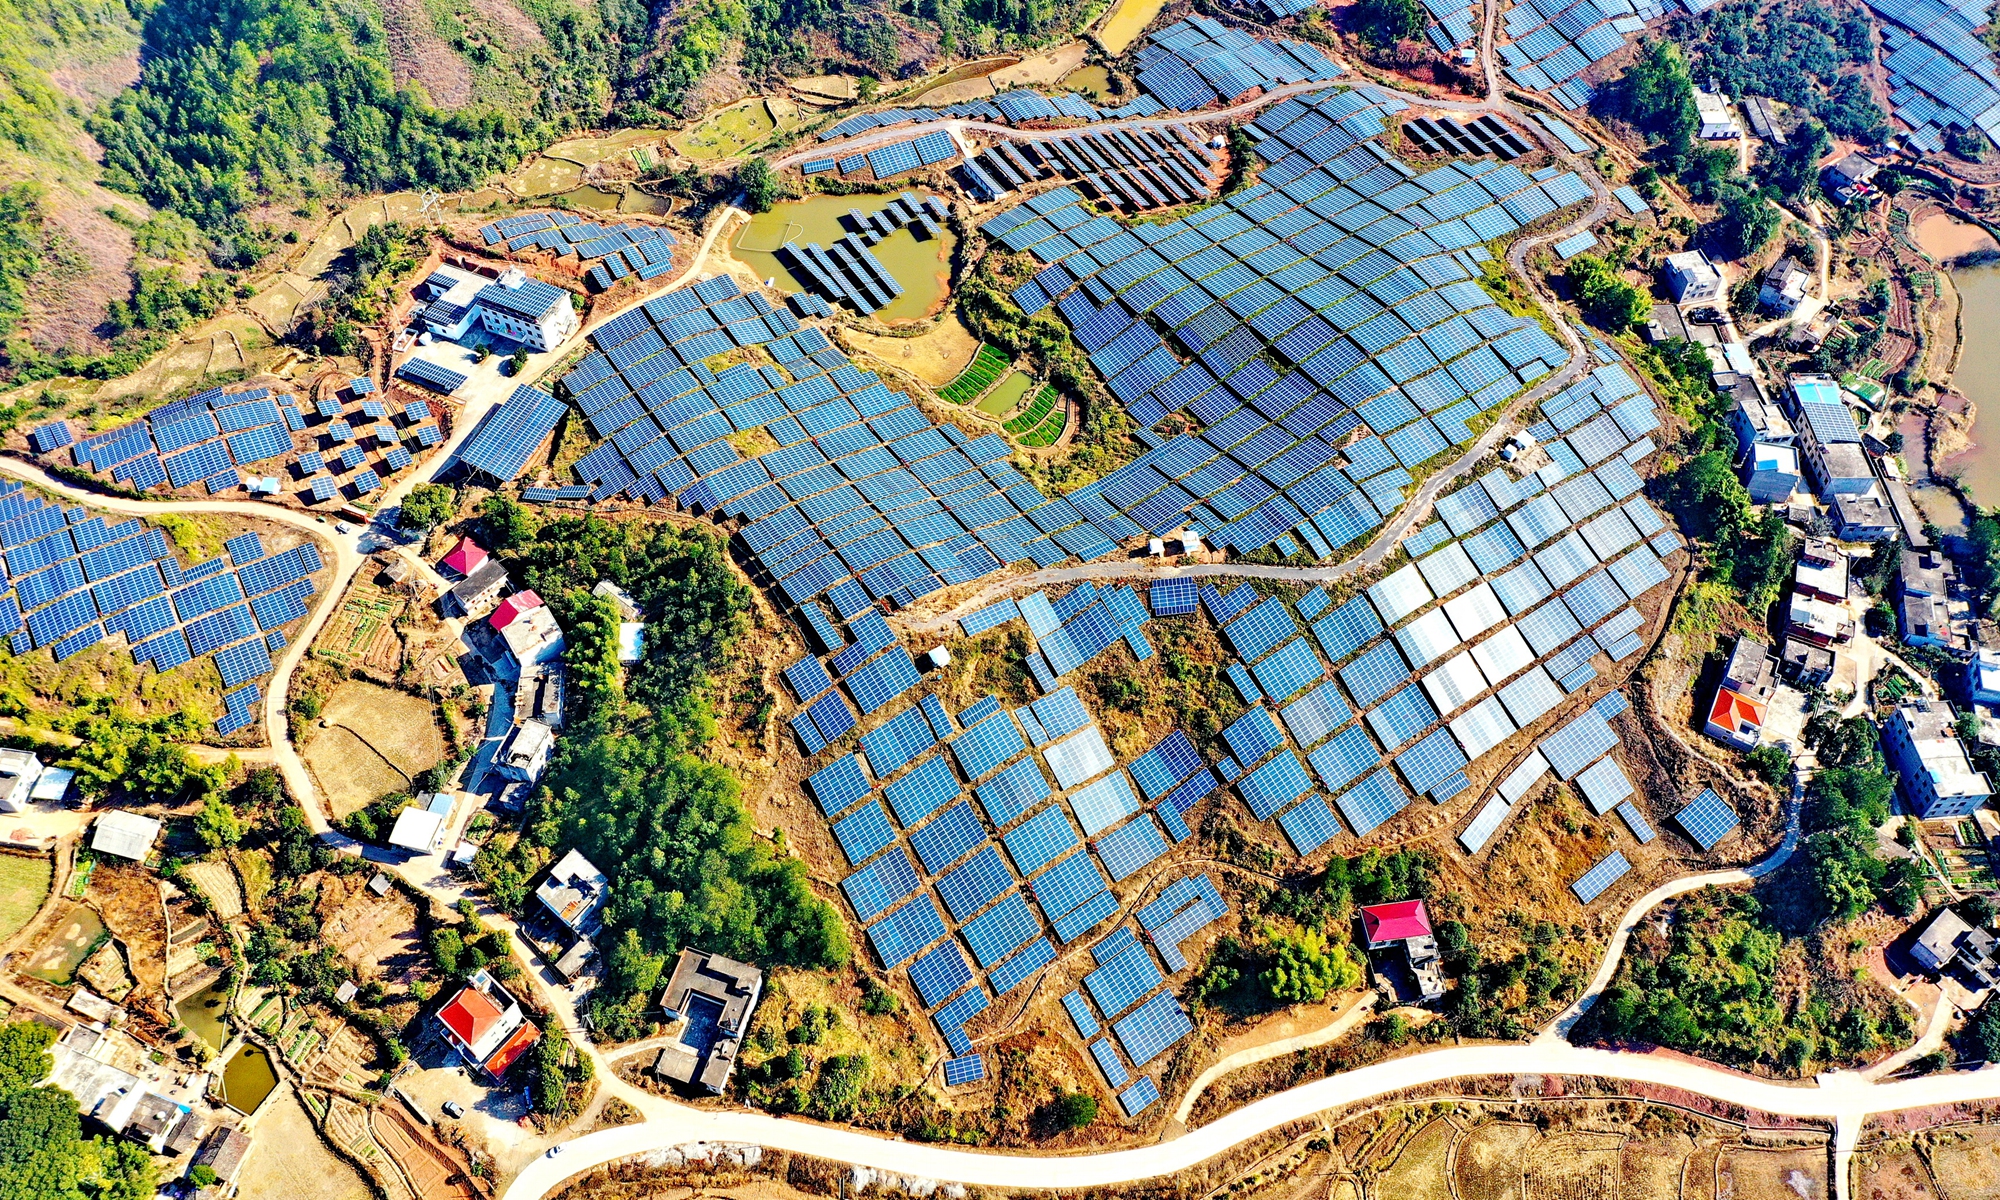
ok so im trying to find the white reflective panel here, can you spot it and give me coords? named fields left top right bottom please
left=1470, top=624, right=1534, bottom=684
left=1394, top=608, right=1462, bottom=668
left=1047, top=726, right=1115, bottom=789
left=1448, top=695, right=1516, bottom=758
left=1369, top=561, right=1434, bottom=625
left=1422, top=650, right=1488, bottom=715
left=1443, top=582, right=1507, bottom=642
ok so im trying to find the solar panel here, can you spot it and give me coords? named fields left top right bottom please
left=1150, top=577, right=1197, bottom=615
left=976, top=755, right=1052, bottom=827
left=910, top=940, right=975, bottom=1007
left=807, top=754, right=872, bottom=817
left=1112, top=989, right=1194, bottom=1067
left=911, top=800, right=988, bottom=873
left=1085, top=941, right=1165, bottom=1019
left=833, top=800, right=896, bottom=866
left=1570, top=850, right=1631, bottom=903
left=1118, top=1075, right=1161, bottom=1117
left=1332, top=769, right=1409, bottom=836
left=885, top=753, right=960, bottom=826
left=1046, top=726, right=1116, bottom=789
left=1096, top=814, right=1168, bottom=881
left=1063, top=990, right=1100, bottom=1037
left=1004, top=803, right=1082, bottom=876
left=936, top=844, right=1017, bottom=921
left=1239, top=750, right=1313, bottom=820
left=943, top=1054, right=987, bottom=1086
left=866, top=892, right=947, bottom=968
left=1675, top=788, right=1740, bottom=850
left=844, top=847, right=922, bottom=922
left=1068, top=770, right=1140, bottom=836
left=1540, top=709, right=1617, bottom=778
left=961, top=891, right=1039, bottom=968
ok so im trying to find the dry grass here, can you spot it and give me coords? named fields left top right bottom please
left=0, top=852, right=53, bottom=944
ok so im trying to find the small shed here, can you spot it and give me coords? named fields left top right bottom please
left=90, top=811, right=162, bottom=861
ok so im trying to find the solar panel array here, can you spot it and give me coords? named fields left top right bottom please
left=777, top=194, right=948, bottom=314
left=1675, top=788, right=1740, bottom=851
left=1074, top=352, right=1676, bottom=861
left=478, top=209, right=680, bottom=291
left=959, top=123, right=1221, bottom=214
left=984, top=88, right=1594, bottom=560
left=1866, top=0, right=2000, bottom=154
left=0, top=483, right=319, bottom=728
left=56, top=379, right=441, bottom=504
left=1497, top=0, right=1656, bottom=110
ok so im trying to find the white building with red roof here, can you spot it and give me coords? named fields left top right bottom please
left=441, top=536, right=488, bottom=578
left=1358, top=900, right=1433, bottom=948
left=1358, top=900, right=1445, bottom=1003
left=1704, top=636, right=1775, bottom=751
left=435, top=970, right=540, bottom=1081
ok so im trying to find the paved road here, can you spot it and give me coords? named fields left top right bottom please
left=1171, top=990, right=1379, bottom=1123
left=504, top=1036, right=2000, bottom=1200
left=0, top=458, right=367, bottom=840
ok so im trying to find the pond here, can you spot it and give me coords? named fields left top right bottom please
left=1939, top=264, right=2000, bottom=509
left=1060, top=66, right=1114, bottom=100
left=732, top=193, right=955, bottom=324
left=977, top=369, right=1037, bottom=416
left=20, top=903, right=105, bottom=984
left=220, top=1044, right=278, bottom=1114
left=175, top=978, right=232, bottom=1053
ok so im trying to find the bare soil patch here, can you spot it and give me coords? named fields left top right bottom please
left=1925, top=1127, right=2000, bottom=1198
left=1718, top=1146, right=1825, bottom=1200
left=840, top=311, right=982, bottom=386
left=318, top=871, right=425, bottom=982
left=308, top=727, right=410, bottom=817
left=376, top=0, right=475, bottom=106
left=1456, top=1121, right=1539, bottom=1200
left=89, top=863, right=168, bottom=1018
left=235, top=1086, right=373, bottom=1200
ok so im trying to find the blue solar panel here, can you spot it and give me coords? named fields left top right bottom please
left=935, top=844, right=1016, bottom=921
left=1028, top=849, right=1110, bottom=920
left=1341, top=639, right=1410, bottom=707
left=1222, top=707, right=1285, bottom=767
left=214, top=637, right=274, bottom=687
left=1150, top=577, right=1197, bottom=615
left=1332, top=769, right=1409, bottom=836
left=1090, top=1037, right=1130, bottom=1087
left=1063, top=990, right=1100, bottom=1037
left=1095, top=815, right=1168, bottom=881
left=885, top=753, right=961, bottom=826
left=1004, top=804, right=1081, bottom=877
left=943, top=1054, right=987, bottom=1086
left=1239, top=750, right=1313, bottom=819
left=951, top=713, right=1028, bottom=782
left=911, top=800, right=987, bottom=873
left=961, top=891, right=1039, bottom=968
left=976, top=755, right=1052, bottom=827
left=989, top=936, right=1055, bottom=994
left=807, top=754, right=872, bottom=816
left=1112, top=990, right=1194, bottom=1067
left=1571, top=850, right=1631, bottom=902
left=866, top=893, right=946, bottom=968
left=1367, top=684, right=1439, bottom=752
left=1675, top=788, right=1740, bottom=850
left=844, top=847, right=922, bottom=921
left=833, top=800, right=896, bottom=866
left=1118, top=1075, right=1161, bottom=1117
left=1128, top=731, right=1203, bottom=801
left=910, top=939, right=975, bottom=1007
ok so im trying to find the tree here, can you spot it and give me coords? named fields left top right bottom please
left=187, top=1165, right=219, bottom=1188
left=1611, top=39, right=1697, bottom=160
left=1352, top=0, right=1424, bottom=45
left=1567, top=255, right=1650, bottom=332
left=0, top=1023, right=53, bottom=1097
left=1049, top=1090, right=1098, bottom=1130
left=738, top=158, right=781, bottom=214
left=480, top=495, right=536, bottom=551
left=1261, top=927, right=1361, bottom=1005
left=1712, top=185, right=1779, bottom=261
left=1744, top=744, right=1791, bottom=789
left=194, top=791, right=242, bottom=849
left=399, top=483, right=455, bottom=532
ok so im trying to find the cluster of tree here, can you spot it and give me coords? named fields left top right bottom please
left=0, top=1020, right=157, bottom=1200
left=397, top=483, right=456, bottom=532
left=1190, top=847, right=1433, bottom=1013
left=0, top=183, right=42, bottom=349
left=1669, top=0, right=1886, bottom=142
left=1654, top=390, right=1795, bottom=618
left=103, top=266, right=233, bottom=337
left=1598, top=39, right=1777, bottom=259
left=293, top=221, right=426, bottom=357
left=737, top=158, right=784, bottom=214
left=460, top=506, right=846, bottom=1041
left=1350, top=0, right=1425, bottom=46
left=1442, top=915, right=1578, bottom=1037
left=1800, top=718, right=1925, bottom=920
left=1566, top=254, right=1649, bottom=332
left=1584, top=889, right=1900, bottom=1072
left=89, top=0, right=630, bottom=244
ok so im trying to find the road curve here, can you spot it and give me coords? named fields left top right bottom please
left=503, top=1036, right=2000, bottom=1200
left=0, top=457, right=363, bottom=835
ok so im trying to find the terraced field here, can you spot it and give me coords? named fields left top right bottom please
left=939, top=344, right=1011, bottom=404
